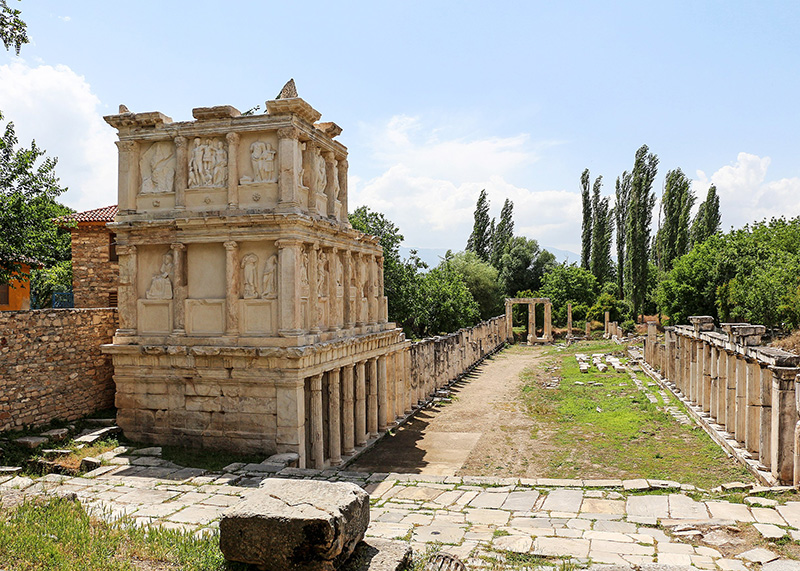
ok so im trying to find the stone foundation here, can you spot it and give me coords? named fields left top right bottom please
left=0, top=308, right=117, bottom=431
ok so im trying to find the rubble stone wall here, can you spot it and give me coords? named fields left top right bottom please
left=409, top=315, right=507, bottom=403
left=642, top=318, right=800, bottom=485
left=0, top=308, right=117, bottom=432
left=71, top=225, right=118, bottom=308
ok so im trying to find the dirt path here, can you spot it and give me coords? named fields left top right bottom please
left=348, top=345, right=552, bottom=476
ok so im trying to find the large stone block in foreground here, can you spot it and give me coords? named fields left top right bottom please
left=219, top=479, right=369, bottom=571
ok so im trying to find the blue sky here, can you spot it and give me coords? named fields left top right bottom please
left=2, top=1, right=799, bottom=263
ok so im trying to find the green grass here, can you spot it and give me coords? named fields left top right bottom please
left=522, top=340, right=754, bottom=489
left=0, top=497, right=247, bottom=571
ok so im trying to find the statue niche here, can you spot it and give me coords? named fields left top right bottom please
left=140, top=141, right=176, bottom=194
left=146, top=252, right=174, bottom=300
left=240, top=141, right=277, bottom=184
left=240, top=253, right=259, bottom=299
left=188, top=138, right=227, bottom=188
left=262, top=254, right=277, bottom=297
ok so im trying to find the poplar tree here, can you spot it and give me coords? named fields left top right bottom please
left=624, top=145, right=658, bottom=320
left=466, top=189, right=491, bottom=262
left=580, top=169, right=592, bottom=270
left=655, top=168, right=694, bottom=271
left=614, top=171, right=632, bottom=298
left=590, top=176, right=613, bottom=284
left=491, top=198, right=514, bottom=268
left=690, top=185, right=721, bottom=247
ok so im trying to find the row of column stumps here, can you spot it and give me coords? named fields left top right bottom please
left=114, top=240, right=388, bottom=337
left=642, top=316, right=800, bottom=485
left=503, top=298, right=553, bottom=344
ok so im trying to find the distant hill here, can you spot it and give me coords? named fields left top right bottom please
left=399, top=245, right=580, bottom=268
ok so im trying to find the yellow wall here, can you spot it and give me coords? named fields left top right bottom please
left=0, top=263, right=32, bottom=311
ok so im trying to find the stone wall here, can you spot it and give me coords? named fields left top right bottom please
left=409, top=315, right=507, bottom=404
left=0, top=308, right=118, bottom=432
left=642, top=317, right=800, bottom=485
left=71, top=225, right=118, bottom=308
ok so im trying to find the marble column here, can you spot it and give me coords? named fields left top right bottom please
left=338, top=158, right=349, bottom=227
left=174, top=136, right=188, bottom=210
left=759, top=364, right=772, bottom=468
left=355, top=254, right=366, bottom=327
left=716, top=347, right=727, bottom=424
left=342, top=364, right=355, bottom=455
left=377, top=255, right=388, bottom=324
left=170, top=243, right=186, bottom=333
left=355, top=360, right=367, bottom=446
left=275, top=378, right=306, bottom=468
left=726, top=350, right=737, bottom=432
left=567, top=303, right=573, bottom=339
left=224, top=241, right=239, bottom=336
left=378, top=354, right=388, bottom=431
left=504, top=300, right=513, bottom=341
left=368, top=255, right=378, bottom=325
left=323, top=150, right=337, bottom=218
left=310, top=373, right=324, bottom=469
left=115, top=244, right=137, bottom=334
left=309, top=243, right=320, bottom=333
left=701, top=342, right=711, bottom=413
left=745, top=359, right=761, bottom=454
left=395, top=351, right=405, bottom=420
left=343, top=250, right=353, bottom=329
left=329, top=247, right=341, bottom=331
left=226, top=132, right=240, bottom=208
left=328, top=368, right=342, bottom=465
left=709, top=344, right=719, bottom=422
left=277, top=239, right=303, bottom=336
left=544, top=302, right=553, bottom=342
left=405, top=349, right=413, bottom=414
left=735, top=355, right=747, bottom=443
left=771, top=367, right=799, bottom=483
left=368, top=358, right=379, bottom=437
left=276, top=127, right=300, bottom=211
left=116, top=140, right=139, bottom=214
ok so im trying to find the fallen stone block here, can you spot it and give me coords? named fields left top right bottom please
left=80, top=456, right=102, bottom=472
left=220, top=478, right=369, bottom=571
left=40, top=428, right=70, bottom=442
left=340, top=538, right=412, bottom=571
left=74, top=426, right=120, bottom=444
left=15, top=436, right=48, bottom=449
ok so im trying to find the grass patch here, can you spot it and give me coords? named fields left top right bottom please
left=521, top=340, right=754, bottom=488
left=0, top=496, right=246, bottom=571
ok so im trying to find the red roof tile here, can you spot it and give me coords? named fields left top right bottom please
left=70, top=205, right=118, bottom=223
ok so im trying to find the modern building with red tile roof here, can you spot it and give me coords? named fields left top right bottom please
left=69, top=205, right=119, bottom=308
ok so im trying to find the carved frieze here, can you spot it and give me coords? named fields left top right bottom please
left=140, top=141, right=176, bottom=194
left=188, top=138, right=228, bottom=188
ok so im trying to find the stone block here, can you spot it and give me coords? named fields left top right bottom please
left=14, top=436, right=48, bottom=449
left=219, top=479, right=369, bottom=571
left=79, top=456, right=102, bottom=472
left=340, top=539, right=411, bottom=571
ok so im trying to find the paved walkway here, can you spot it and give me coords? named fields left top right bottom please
left=1, top=450, right=799, bottom=569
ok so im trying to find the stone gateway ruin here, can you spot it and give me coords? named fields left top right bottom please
left=102, top=86, right=410, bottom=469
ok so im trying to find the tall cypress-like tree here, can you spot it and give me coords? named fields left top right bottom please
left=655, top=168, right=694, bottom=271
left=466, top=189, right=492, bottom=262
left=624, top=145, right=659, bottom=320
left=590, top=176, right=613, bottom=284
left=690, top=185, right=721, bottom=247
left=614, top=171, right=632, bottom=298
left=580, top=169, right=592, bottom=270
left=491, top=198, right=514, bottom=268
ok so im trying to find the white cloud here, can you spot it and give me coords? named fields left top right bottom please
left=694, top=152, right=800, bottom=230
left=0, top=62, right=117, bottom=212
left=351, top=116, right=580, bottom=253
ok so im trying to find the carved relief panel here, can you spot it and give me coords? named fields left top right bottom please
left=237, top=133, right=280, bottom=208
left=137, top=245, right=174, bottom=334
left=236, top=241, right=279, bottom=336
left=137, top=141, right=177, bottom=212
left=186, top=243, right=226, bottom=336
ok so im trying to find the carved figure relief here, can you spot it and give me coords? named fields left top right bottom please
left=335, top=256, right=343, bottom=288
left=298, top=142, right=308, bottom=189
left=240, top=141, right=276, bottom=184
left=262, top=254, right=277, bottom=297
left=315, top=148, right=326, bottom=191
left=146, top=252, right=174, bottom=300
left=140, top=141, right=176, bottom=194
left=301, top=250, right=310, bottom=289
left=317, top=252, right=328, bottom=297
left=240, top=253, right=259, bottom=299
left=188, top=138, right=227, bottom=188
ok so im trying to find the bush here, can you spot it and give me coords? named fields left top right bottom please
left=621, top=319, right=636, bottom=334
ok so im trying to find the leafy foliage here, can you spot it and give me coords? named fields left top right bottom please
left=655, top=168, right=694, bottom=271
left=448, top=250, right=502, bottom=320
left=691, top=184, right=721, bottom=247
left=589, top=175, right=613, bottom=285
left=490, top=198, right=514, bottom=268
left=538, top=264, right=598, bottom=325
left=30, top=260, right=72, bottom=309
left=580, top=168, right=592, bottom=270
left=0, top=0, right=28, bottom=55
left=412, top=255, right=480, bottom=335
left=466, top=189, right=492, bottom=262
left=614, top=171, right=632, bottom=298
left=0, top=112, right=72, bottom=285
left=498, top=236, right=556, bottom=297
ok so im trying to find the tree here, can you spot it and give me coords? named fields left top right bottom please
left=690, top=184, right=721, bottom=247
left=0, top=112, right=72, bottom=286
left=654, top=168, right=694, bottom=271
left=1, top=0, right=28, bottom=55
left=448, top=250, right=503, bottom=320
left=413, top=255, right=480, bottom=336
left=614, top=171, right=631, bottom=298
left=490, top=198, right=514, bottom=268
left=623, top=144, right=658, bottom=320
left=590, top=175, right=613, bottom=284
left=498, top=236, right=556, bottom=296
left=466, top=189, right=491, bottom=262
left=580, top=169, right=592, bottom=270
left=538, top=264, right=599, bottom=325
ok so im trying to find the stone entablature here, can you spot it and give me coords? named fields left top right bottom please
left=643, top=317, right=800, bottom=485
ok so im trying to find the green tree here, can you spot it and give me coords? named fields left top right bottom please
left=490, top=198, right=514, bottom=268
left=538, top=264, right=599, bottom=326
left=690, top=184, right=721, bottom=247
left=624, top=145, right=658, bottom=320
left=580, top=168, right=592, bottom=270
left=590, top=175, right=613, bottom=284
left=498, top=236, right=556, bottom=296
left=0, top=112, right=72, bottom=286
left=448, top=250, right=503, bottom=320
left=466, top=189, right=491, bottom=262
left=655, top=168, right=694, bottom=271
left=413, top=255, right=480, bottom=336
left=30, top=259, right=72, bottom=308
left=614, top=171, right=631, bottom=298
left=1, top=0, right=28, bottom=55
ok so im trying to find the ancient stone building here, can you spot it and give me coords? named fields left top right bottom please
left=102, top=86, right=408, bottom=468
left=68, top=205, right=119, bottom=308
